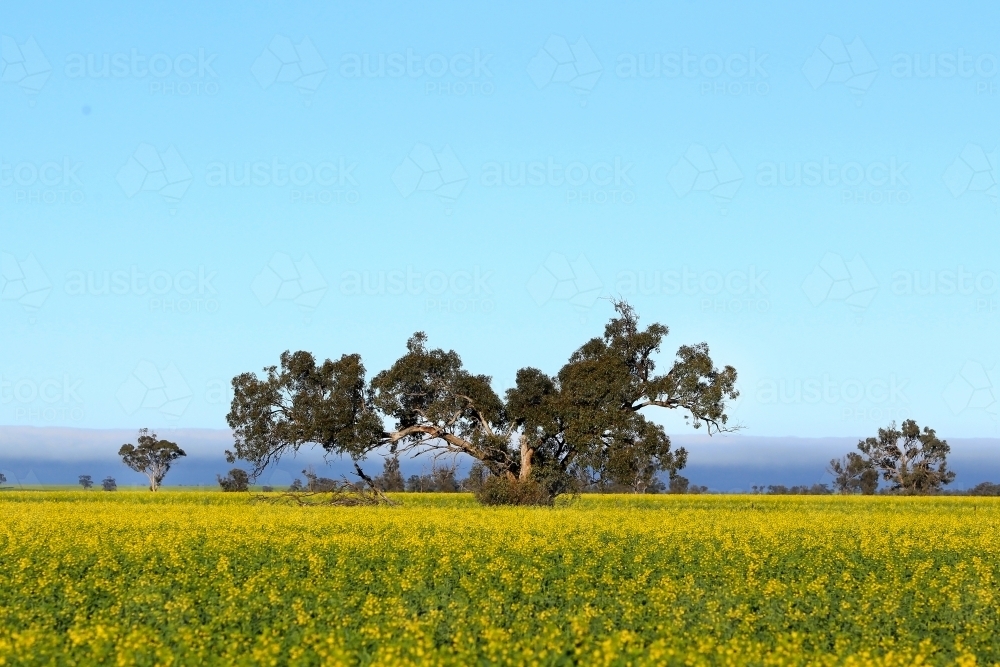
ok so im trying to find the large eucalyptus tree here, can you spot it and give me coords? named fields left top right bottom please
left=226, top=301, right=739, bottom=501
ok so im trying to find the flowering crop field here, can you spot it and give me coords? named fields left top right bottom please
left=0, top=492, right=997, bottom=666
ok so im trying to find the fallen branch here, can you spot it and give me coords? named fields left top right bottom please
left=251, top=463, right=398, bottom=507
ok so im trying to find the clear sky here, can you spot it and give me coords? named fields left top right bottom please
left=3, top=0, right=999, bottom=442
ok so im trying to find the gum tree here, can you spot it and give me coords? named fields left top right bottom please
left=857, top=420, right=955, bottom=494
left=118, top=429, right=186, bottom=492
left=227, top=300, right=739, bottom=503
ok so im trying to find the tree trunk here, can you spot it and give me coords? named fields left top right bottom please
left=147, top=473, right=158, bottom=492
left=518, top=435, right=533, bottom=482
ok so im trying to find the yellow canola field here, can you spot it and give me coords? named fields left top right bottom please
left=0, top=492, right=997, bottom=666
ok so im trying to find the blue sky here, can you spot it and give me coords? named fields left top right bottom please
left=3, top=0, right=1000, bottom=445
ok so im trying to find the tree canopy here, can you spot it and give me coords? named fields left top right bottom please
left=857, top=419, right=955, bottom=494
left=118, top=429, right=186, bottom=492
left=227, top=300, right=739, bottom=502
left=827, top=453, right=879, bottom=495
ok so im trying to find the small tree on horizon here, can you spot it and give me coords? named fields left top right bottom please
left=668, top=475, right=690, bottom=494
left=118, top=428, right=186, bottom=492
left=217, top=468, right=250, bottom=492
left=827, top=453, right=878, bottom=495
left=78, top=475, right=94, bottom=490
left=374, top=452, right=405, bottom=492
left=857, top=420, right=955, bottom=494
left=101, top=476, right=117, bottom=491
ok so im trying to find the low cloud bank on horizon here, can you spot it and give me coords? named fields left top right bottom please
left=2, top=427, right=999, bottom=491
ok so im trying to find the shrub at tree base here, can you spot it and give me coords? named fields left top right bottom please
left=475, top=476, right=551, bottom=506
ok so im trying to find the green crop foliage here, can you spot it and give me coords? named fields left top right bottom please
left=0, top=492, right=996, bottom=665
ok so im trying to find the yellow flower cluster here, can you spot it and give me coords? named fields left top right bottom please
left=0, top=491, right=997, bottom=665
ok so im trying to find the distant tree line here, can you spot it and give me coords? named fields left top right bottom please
left=752, top=484, right=832, bottom=495
left=73, top=475, right=116, bottom=490
left=369, top=455, right=709, bottom=498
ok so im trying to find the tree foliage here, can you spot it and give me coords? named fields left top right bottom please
left=856, top=420, right=955, bottom=494
left=374, top=454, right=405, bottom=492
left=301, top=466, right=339, bottom=492
left=78, top=475, right=93, bottom=490
left=827, top=453, right=879, bottom=495
left=101, top=476, right=117, bottom=491
left=405, top=464, right=460, bottom=493
left=227, top=301, right=738, bottom=503
left=118, top=429, right=186, bottom=492
left=217, top=468, right=250, bottom=492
